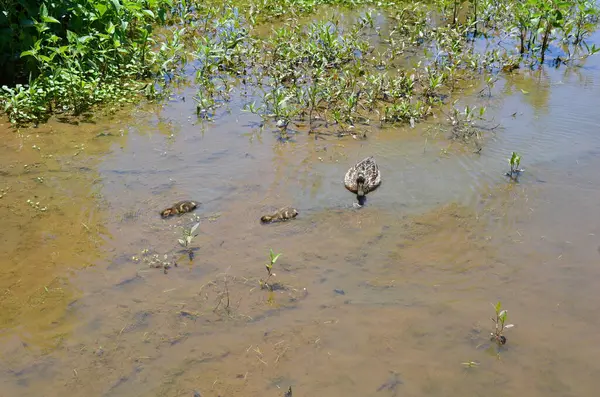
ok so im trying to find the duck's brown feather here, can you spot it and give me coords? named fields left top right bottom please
left=344, top=156, right=382, bottom=194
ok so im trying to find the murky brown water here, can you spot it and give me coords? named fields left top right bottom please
left=2, top=13, right=600, bottom=397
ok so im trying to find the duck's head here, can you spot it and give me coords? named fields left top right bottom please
left=356, top=173, right=366, bottom=197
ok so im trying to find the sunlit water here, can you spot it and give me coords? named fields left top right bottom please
left=1, top=15, right=600, bottom=397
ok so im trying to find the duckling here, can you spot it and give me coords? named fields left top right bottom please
left=344, top=156, right=381, bottom=204
left=160, top=200, right=199, bottom=218
left=260, top=207, right=299, bottom=224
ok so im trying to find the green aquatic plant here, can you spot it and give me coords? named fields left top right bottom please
left=4, top=0, right=599, bottom=128
left=259, top=248, right=282, bottom=305
left=490, top=301, right=514, bottom=346
left=178, top=222, right=200, bottom=261
left=506, top=151, right=524, bottom=180
left=445, top=103, right=487, bottom=150
left=510, top=151, right=521, bottom=172
left=259, top=248, right=281, bottom=291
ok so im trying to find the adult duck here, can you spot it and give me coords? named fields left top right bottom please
left=344, top=156, right=381, bottom=205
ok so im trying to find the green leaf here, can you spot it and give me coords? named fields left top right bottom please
left=20, top=50, right=36, bottom=58
left=66, top=30, right=78, bottom=43
left=158, top=8, right=166, bottom=24
left=96, top=3, right=108, bottom=16
left=41, top=16, right=60, bottom=24
left=190, top=222, right=200, bottom=235
left=110, top=0, right=122, bottom=12
left=142, top=9, right=155, bottom=19
left=178, top=239, right=186, bottom=247
left=494, top=301, right=502, bottom=314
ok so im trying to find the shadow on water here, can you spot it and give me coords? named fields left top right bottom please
left=2, top=7, right=600, bottom=397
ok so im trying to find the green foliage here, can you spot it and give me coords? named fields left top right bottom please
left=490, top=301, right=514, bottom=346
left=507, top=151, right=523, bottom=180
left=436, top=0, right=600, bottom=66
left=260, top=248, right=281, bottom=291
left=0, top=0, right=175, bottom=125
left=446, top=103, right=486, bottom=149
left=509, top=152, right=521, bottom=172
left=2, top=0, right=599, bottom=127
left=178, top=222, right=200, bottom=248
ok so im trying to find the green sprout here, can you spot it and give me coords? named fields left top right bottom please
left=178, top=222, right=200, bottom=261
left=506, top=151, right=524, bottom=180
left=490, top=301, right=514, bottom=346
left=260, top=248, right=281, bottom=291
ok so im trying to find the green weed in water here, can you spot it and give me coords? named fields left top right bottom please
left=490, top=301, right=514, bottom=346
left=178, top=222, right=200, bottom=260
left=2, top=0, right=599, bottom=128
left=260, top=248, right=281, bottom=291
left=506, top=151, right=524, bottom=180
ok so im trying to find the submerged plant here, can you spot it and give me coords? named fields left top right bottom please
left=490, top=301, right=514, bottom=346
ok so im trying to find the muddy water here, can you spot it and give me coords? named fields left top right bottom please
left=2, top=22, right=600, bottom=397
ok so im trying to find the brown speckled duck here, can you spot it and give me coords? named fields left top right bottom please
left=160, top=200, right=199, bottom=218
left=260, top=207, right=298, bottom=224
left=344, top=156, right=381, bottom=204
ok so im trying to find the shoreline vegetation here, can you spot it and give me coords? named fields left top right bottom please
left=1, top=0, right=598, bottom=131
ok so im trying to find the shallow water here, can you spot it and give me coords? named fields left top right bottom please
left=2, top=13, right=600, bottom=397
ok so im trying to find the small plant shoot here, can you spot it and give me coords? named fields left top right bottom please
left=179, top=222, right=200, bottom=261
left=491, top=301, right=514, bottom=346
left=506, top=151, right=524, bottom=181
left=260, top=248, right=281, bottom=292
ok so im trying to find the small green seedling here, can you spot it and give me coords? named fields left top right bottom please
left=490, top=301, right=514, bottom=346
left=178, top=222, right=200, bottom=260
left=506, top=151, right=524, bottom=180
left=260, top=248, right=281, bottom=291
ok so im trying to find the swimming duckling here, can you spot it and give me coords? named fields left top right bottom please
left=160, top=200, right=199, bottom=218
left=344, top=156, right=381, bottom=205
left=260, top=207, right=299, bottom=224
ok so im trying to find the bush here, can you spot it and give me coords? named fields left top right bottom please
left=0, top=0, right=173, bottom=125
